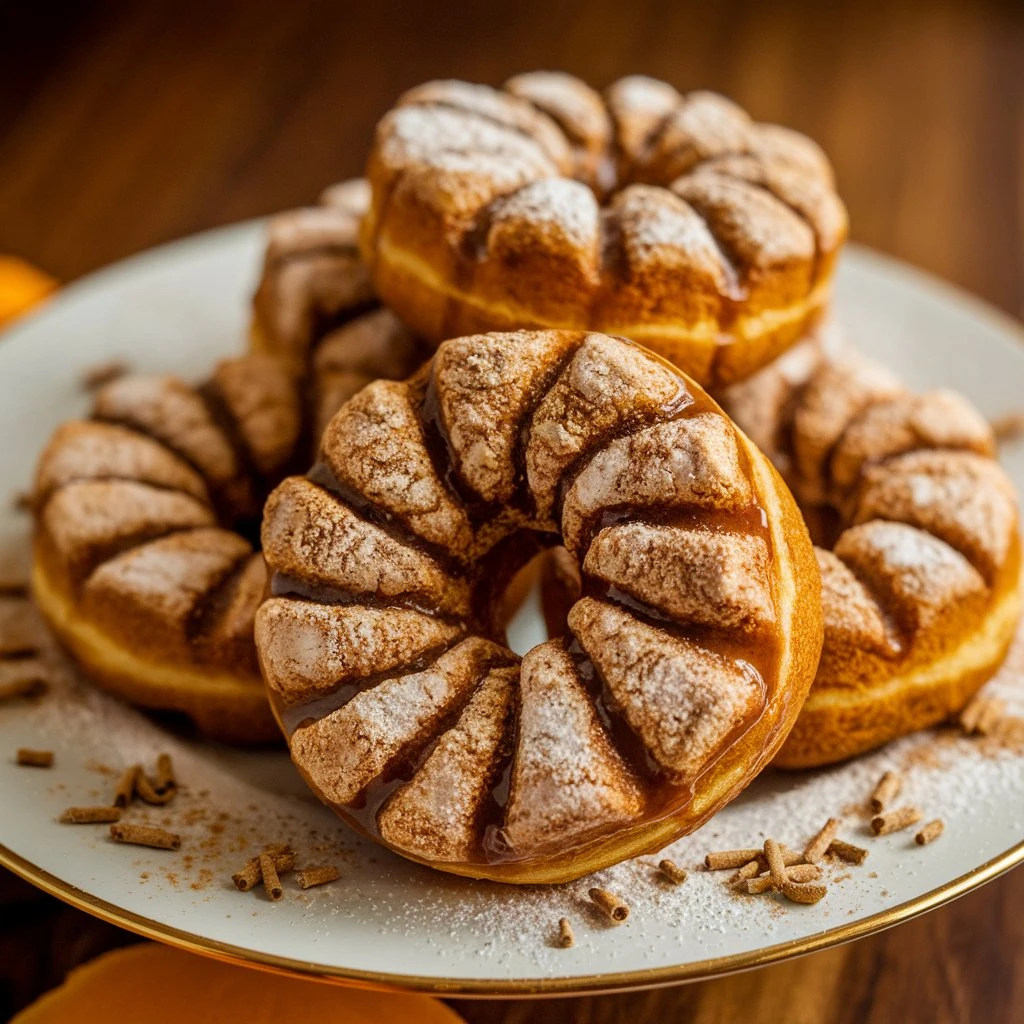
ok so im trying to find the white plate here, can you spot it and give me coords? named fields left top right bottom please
left=1, top=227, right=1023, bottom=997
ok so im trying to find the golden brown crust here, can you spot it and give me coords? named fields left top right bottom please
left=31, top=358, right=299, bottom=743
left=256, top=330, right=822, bottom=882
left=33, top=181, right=425, bottom=743
left=249, top=177, right=428, bottom=435
left=360, top=74, right=847, bottom=388
left=723, top=333, right=1023, bottom=766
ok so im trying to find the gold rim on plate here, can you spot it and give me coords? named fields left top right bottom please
left=2, top=837, right=1023, bottom=997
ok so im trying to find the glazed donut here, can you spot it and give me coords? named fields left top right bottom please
left=31, top=186, right=424, bottom=743
left=255, top=330, right=822, bottom=882
left=250, top=178, right=427, bottom=437
left=723, top=335, right=1022, bottom=767
left=359, top=72, right=847, bottom=389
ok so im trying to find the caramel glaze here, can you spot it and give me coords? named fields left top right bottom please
left=265, top=336, right=784, bottom=867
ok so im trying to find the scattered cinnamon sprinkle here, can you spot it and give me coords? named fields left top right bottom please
left=658, top=859, right=687, bottom=884
left=871, top=806, right=923, bottom=836
left=295, top=865, right=339, bottom=889
left=870, top=771, right=901, bottom=813
left=259, top=852, right=283, bottom=901
left=588, top=887, right=629, bottom=923
left=557, top=917, right=575, bottom=948
left=960, top=695, right=1005, bottom=736
left=803, top=818, right=840, bottom=864
left=915, top=819, right=945, bottom=846
left=59, top=806, right=121, bottom=824
left=82, top=360, right=128, bottom=391
left=828, top=839, right=869, bottom=865
left=0, top=676, right=47, bottom=703
left=110, top=823, right=180, bottom=850
left=16, top=747, right=53, bottom=767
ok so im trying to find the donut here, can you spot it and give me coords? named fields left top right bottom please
left=31, top=186, right=424, bottom=744
left=359, top=72, right=847, bottom=389
left=254, top=329, right=822, bottom=882
left=723, top=334, right=1022, bottom=767
left=250, top=178, right=427, bottom=437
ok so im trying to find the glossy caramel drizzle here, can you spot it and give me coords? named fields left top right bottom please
left=265, top=338, right=782, bottom=866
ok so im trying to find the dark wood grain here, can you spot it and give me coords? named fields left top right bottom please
left=1, top=0, right=1022, bottom=1020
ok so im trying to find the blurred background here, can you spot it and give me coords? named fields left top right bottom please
left=1, top=0, right=1022, bottom=316
left=1, top=0, right=1022, bottom=1020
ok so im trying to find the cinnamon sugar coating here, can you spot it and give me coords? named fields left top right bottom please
left=724, top=333, right=1022, bottom=766
left=584, top=523, right=775, bottom=633
left=256, top=330, right=822, bottom=881
left=378, top=666, right=516, bottom=862
left=501, top=642, right=644, bottom=855
left=32, top=181, right=425, bottom=745
left=569, top=599, right=764, bottom=780
left=290, top=637, right=507, bottom=806
left=321, top=379, right=473, bottom=555
left=361, top=72, right=847, bottom=387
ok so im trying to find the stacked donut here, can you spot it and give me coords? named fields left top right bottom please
left=31, top=183, right=424, bottom=743
left=28, top=71, right=1021, bottom=884
left=724, top=337, right=1021, bottom=766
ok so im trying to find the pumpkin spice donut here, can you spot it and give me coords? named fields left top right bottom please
left=255, top=329, right=822, bottom=883
left=31, top=189, right=424, bottom=744
left=723, top=334, right=1022, bottom=767
left=359, top=73, right=847, bottom=389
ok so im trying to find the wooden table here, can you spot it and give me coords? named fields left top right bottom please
left=1, top=1, right=1021, bottom=1019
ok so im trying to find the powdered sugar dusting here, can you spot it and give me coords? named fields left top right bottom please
left=2, top=568, right=1023, bottom=981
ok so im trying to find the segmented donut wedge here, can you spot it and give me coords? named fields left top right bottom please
left=360, top=73, right=847, bottom=388
left=724, top=335, right=1022, bottom=767
left=256, top=330, right=822, bottom=882
left=251, top=177, right=428, bottom=438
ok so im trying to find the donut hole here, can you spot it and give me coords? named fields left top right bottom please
left=500, top=547, right=580, bottom=656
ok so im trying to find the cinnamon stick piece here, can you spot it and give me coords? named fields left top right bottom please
left=704, top=848, right=763, bottom=870
left=871, top=807, right=923, bottom=836
left=764, top=839, right=788, bottom=888
left=915, top=820, right=945, bottom=846
left=110, top=823, right=180, bottom=850
left=136, top=771, right=175, bottom=806
left=557, top=918, right=575, bottom=949
left=803, top=818, right=841, bottom=864
left=60, top=806, right=122, bottom=824
left=260, top=852, right=283, bottom=900
left=231, top=845, right=295, bottom=892
left=588, top=887, right=630, bottom=923
left=154, top=753, right=175, bottom=794
left=295, top=865, right=340, bottom=890
left=16, top=748, right=53, bottom=767
left=781, top=881, right=827, bottom=905
left=658, top=859, right=687, bottom=884
left=870, top=771, right=901, bottom=813
left=113, top=764, right=140, bottom=808
left=827, top=839, right=869, bottom=865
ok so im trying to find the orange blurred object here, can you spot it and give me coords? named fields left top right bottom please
left=0, top=256, right=57, bottom=328
left=12, top=943, right=466, bottom=1024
